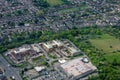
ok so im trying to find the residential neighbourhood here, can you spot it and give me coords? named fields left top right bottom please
left=0, top=0, right=120, bottom=41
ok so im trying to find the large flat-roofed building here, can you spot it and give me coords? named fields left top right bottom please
left=7, top=44, right=44, bottom=64
left=59, top=57, right=97, bottom=80
left=53, top=40, right=63, bottom=47
left=68, top=47, right=80, bottom=55
left=42, top=40, right=63, bottom=52
left=13, top=47, right=31, bottom=54
left=41, top=40, right=81, bottom=57
left=42, top=42, right=53, bottom=52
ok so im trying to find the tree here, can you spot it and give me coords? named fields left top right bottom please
left=112, top=59, right=118, bottom=66
left=32, top=0, right=49, bottom=8
left=36, top=31, right=42, bottom=38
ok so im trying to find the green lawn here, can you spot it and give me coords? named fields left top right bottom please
left=104, top=52, right=120, bottom=63
left=89, top=34, right=120, bottom=53
left=45, top=0, right=63, bottom=6
left=32, top=56, right=45, bottom=62
left=59, top=5, right=88, bottom=14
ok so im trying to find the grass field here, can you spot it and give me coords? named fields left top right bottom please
left=104, top=52, right=120, bottom=63
left=59, top=5, right=88, bottom=14
left=45, top=0, right=63, bottom=6
left=89, top=34, right=120, bottom=53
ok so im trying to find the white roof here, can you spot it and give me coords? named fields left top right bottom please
left=43, top=43, right=53, bottom=49
left=61, top=58, right=97, bottom=77
left=31, top=44, right=40, bottom=52
left=25, top=23, right=30, bottom=26
left=68, top=47, right=78, bottom=54
left=14, top=47, right=30, bottom=54
left=82, top=58, right=89, bottom=63
left=53, top=40, right=63, bottom=46
left=58, top=59, right=66, bottom=63
left=34, top=66, right=45, bottom=72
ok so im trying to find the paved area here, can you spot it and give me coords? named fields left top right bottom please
left=0, top=54, right=22, bottom=80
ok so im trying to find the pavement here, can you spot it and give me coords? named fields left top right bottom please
left=0, top=54, right=22, bottom=80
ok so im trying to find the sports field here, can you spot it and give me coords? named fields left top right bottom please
left=45, top=0, right=63, bottom=6
left=89, top=34, right=120, bottom=53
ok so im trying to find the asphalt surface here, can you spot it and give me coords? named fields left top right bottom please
left=0, top=54, right=22, bottom=80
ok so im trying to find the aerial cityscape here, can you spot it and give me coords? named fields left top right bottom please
left=0, top=0, right=120, bottom=80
